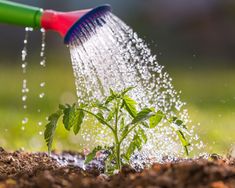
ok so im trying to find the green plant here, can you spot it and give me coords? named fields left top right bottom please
left=44, top=87, right=190, bottom=173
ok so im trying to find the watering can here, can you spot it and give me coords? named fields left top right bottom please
left=0, top=0, right=111, bottom=44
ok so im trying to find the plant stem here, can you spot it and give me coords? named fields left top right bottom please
left=114, top=100, right=121, bottom=170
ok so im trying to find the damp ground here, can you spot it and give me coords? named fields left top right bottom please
left=0, top=148, right=235, bottom=188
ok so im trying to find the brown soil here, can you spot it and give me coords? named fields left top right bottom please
left=0, top=147, right=235, bottom=188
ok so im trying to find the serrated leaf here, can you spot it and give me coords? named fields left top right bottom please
left=73, top=109, right=85, bottom=135
left=63, top=104, right=76, bottom=131
left=121, top=86, right=135, bottom=96
left=105, top=95, right=116, bottom=105
left=106, top=109, right=115, bottom=122
left=125, top=134, right=142, bottom=160
left=141, top=122, right=150, bottom=128
left=131, top=108, right=153, bottom=124
left=44, top=110, right=62, bottom=154
left=171, top=117, right=187, bottom=130
left=96, top=112, right=107, bottom=125
left=123, top=95, right=137, bottom=118
left=92, top=100, right=110, bottom=111
left=121, top=125, right=129, bottom=138
left=59, top=104, right=66, bottom=110
left=138, top=127, right=147, bottom=143
left=149, top=110, right=164, bottom=128
left=120, top=117, right=125, bottom=131
left=85, top=146, right=103, bottom=164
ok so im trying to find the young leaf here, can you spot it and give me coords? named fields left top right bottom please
left=138, top=127, right=147, bottom=143
left=121, top=126, right=129, bottom=138
left=123, top=95, right=137, bottom=118
left=149, top=110, right=164, bottom=128
left=131, top=108, right=153, bottom=124
left=125, top=134, right=142, bottom=160
left=62, top=104, right=76, bottom=131
left=121, top=86, right=135, bottom=96
left=73, top=109, right=85, bottom=135
left=58, top=104, right=66, bottom=110
left=85, top=146, right=103, bottom=164
left=176, top=130, right=190, bottom=156
left=120, top=117, right=125, bottom=131
left=106, top=109, right=115, bottom=122
left=174, top=118, right=187, bottom=129
left=96, top=112, right=107, bottom=125
left=105, top=95, right=116, bottom=105
left=92, top=100, right=110, bottom=111
left=44, top=110, right=62, bottom=154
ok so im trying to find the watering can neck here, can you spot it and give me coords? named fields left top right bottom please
left=0, top=0, right=43, bottom=28
left=0, top=0, right=91, bottom=37
left=41, top=10, right=90, bottom=37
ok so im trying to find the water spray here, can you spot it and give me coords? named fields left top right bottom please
left=0, top=0, right=111, bottom=44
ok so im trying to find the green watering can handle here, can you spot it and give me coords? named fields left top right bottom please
left=0, top=0, right=43, bottom=28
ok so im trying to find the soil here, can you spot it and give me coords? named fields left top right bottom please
left=0, top=147, right=235, bottom=188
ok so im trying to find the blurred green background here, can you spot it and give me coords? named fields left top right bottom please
left=0, top=0, right=234, bottom=155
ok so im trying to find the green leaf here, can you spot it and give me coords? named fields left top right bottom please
left=121, top=125, right=129, bottom=138
left=92, top=100, right=110, bottom=111
left=120, top=117, right=125, bottom=131
left=123, top=95, right=137, bottom=118
left=96, top=112, right=107, bottom=125
left=85, top=146, right=103, bottom=164
left=125, top=134, right=142, bottom=160
left=121, top=86, right=135, bottom=96
left=170, top=117, right=187, bottom=130
left=58, top=104, right=66, bottom=110
left=73, top=110, right=85, bottom=135
left=106, top=109, right=115, bottom=122
left=141, top=122, right=149, bottom=128
left=149, top=110, right=164, bottom=128
left=131, top=108, right=153, bottom=124
left=105, top=95, right=116, bottom=105
left=138, top=127, right=147, bottom=143
left=176, top=130, right=190, bottom=156
left=44, top=110, right=62, bottom=154
left=62, top=104, right=76, bottom=131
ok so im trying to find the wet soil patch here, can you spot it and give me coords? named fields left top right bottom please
left=0, top=147, right=235, bottom=188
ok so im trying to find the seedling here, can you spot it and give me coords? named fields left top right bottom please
left=44, top=87, right=190, bottom=174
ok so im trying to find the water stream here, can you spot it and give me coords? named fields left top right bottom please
left=68, top=12, right=203, bottom=166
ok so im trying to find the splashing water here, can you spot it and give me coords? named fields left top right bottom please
left=68, top=12, right=203, bottom=165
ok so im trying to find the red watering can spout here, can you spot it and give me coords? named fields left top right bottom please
left=41, top=9, right=91, bottom=37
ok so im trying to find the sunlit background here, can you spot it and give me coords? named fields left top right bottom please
left=0, top=0, right=234, bottom=154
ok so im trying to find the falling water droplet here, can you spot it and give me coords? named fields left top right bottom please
left=22, top=95, right=27, bottom=101
left=22, top=117, right=28, bottom=124
left=40, top=82, right=45, bottom=87
left=39, top=93, right=45, bottom=98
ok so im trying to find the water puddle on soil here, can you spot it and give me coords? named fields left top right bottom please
left=68, top=12, right=204, bottom=167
